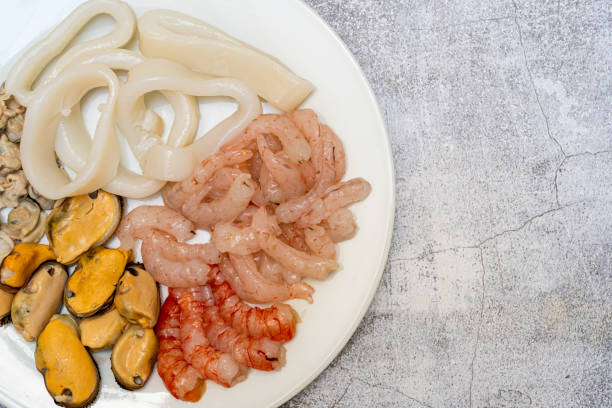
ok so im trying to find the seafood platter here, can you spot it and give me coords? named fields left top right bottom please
left=0, top=0, right=394, bottom=406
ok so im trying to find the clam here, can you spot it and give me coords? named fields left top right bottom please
left=3, top=198, right=41, bottom=241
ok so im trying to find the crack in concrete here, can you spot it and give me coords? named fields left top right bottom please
left=409, top=16, right=513, bottom=32
left=333, top=366, right=434, bottom=408
left=389, top=206, right=568, bottom=266
left=553, top=149, right=611, bottom=207
left=511, top=0, right=566, bottom=158
left=468, top=248, right=487, bottom=408
left=330, top=379, right=353, bottom=408
left=476, top=206, right=565, bottom=247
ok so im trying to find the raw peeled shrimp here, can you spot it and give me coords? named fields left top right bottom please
left=275, top=116, right=336, bottom=224
left=206, top=167, right=243, bottom=200
left=297, top=178, right=371, bottom=228
left=156, top=295, right=206, bottom=402
left=253, top=208, right=338, bottom=280
left=257, top=134, right=306, bottom=200
left=141, top=231, right=213, bottom=287
left=220, top=255, right=313, bottom=303
left=320, top=124, right=346, bottom=182
left=182, top=173, right=256, bottom=230
left=259, top=164, right=285, bottom=204
left=162, top=149, right=253, bottom=211
left=202, top=305, right=286, bottom=371
left=289, top=110, right=345, bottom=181
left=221, top=114, right=311, bottom=163
left=210, top=270, right=298, bottom=342
left=279, top=223, right=309, bottom=253
left=211, top=223, right=260, bottom=255
left=152, top=230, right=220, bottom=263
left=257, top=252, right=285, bottom=284
left=117, top=205, right=195, bottom=250
left=324, top=207, right=357, bottom=242
left=172, top=286, right=247, bottom=387
left=303, top=225, right=336, bottom=259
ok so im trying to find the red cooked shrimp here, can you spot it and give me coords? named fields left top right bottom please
left=141, top=231, right=214, bottom=287
left=303, top=225, right=336, bottom=259
left=162, top=149, right=253, bottom=211
left=182, top=173, right=256, bottom=230
left=253, top=208, right=338, bottom=280
left=323, top=207, right=357, bottom=242
left=117, top=205, right=195, bottom=250
left=156, top=295, right=206, bottom=402
left=202, top=305, right=286, bottom=371
left=220, top=255, right=313, bottom=303
left=210, top=269, right=298, bottom=342
left=172, top=286, right=247, bottom=388
left=297, top=178, right=371, bottom=228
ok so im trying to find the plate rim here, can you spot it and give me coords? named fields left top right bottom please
left=0, top=1, right=396, bottom=406
left=269, top=1, right=396, bottom=406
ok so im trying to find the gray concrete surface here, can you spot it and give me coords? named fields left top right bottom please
left=287, top=1, right=611, bottom=407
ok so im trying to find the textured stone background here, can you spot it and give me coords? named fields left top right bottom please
left=287, top=1, right=612, bottom=407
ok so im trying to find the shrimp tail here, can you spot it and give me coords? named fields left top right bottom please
left=210, top=271, right=298, bottom=342
left=156, top=295, right=206, bottom=402
left=202, top=305, right=286, bottom=371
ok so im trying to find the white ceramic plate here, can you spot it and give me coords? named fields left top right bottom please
left=0, top=1, right=394, bottom=407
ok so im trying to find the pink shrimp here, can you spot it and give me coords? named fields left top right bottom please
left=321, top=124, right=346, bottom=182
left=162, top=150, right=253, bottom=210
left=303, top=225, right=336, bottom=259
left=209, top=269, right=298, bottom=341
left=117, top=205, right=195, bottom=250
left=211, top=223, right=260, bottom=255
left=257, top=252, right=285, bottom=284
left=257, top=134, right=307, bottom=200
left=324, top=207, right=357, bottom=242
left=141, top=231, right=214, bottom=287
left=182, top=173, right=256, bottom=230
left=297, top=178, right=371, bottom=228
left=275, top=118, right=336, bottom=224
left=205, top=167, right=244, bottom=200
left=172, top=286, right=247, bottom=388
left=259, top=163, right=285, bottom=204
left=253, top=208, right=338, bottom=280
left=234, top=205, right=258, bottom=227
left=155, top=295, right=206, bottom=402
left=202, top=305, right=286, bottom=371
left=221, top=114, right=311, bottom=163
left=279, top=223, right=309, bottom=253
left=220, top=254, right=313, bottom=303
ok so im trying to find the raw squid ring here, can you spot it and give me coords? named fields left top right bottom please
left=20, top=62, right=120, bottom=199
left=138, top=9, right=313, bottom=111
left=4, top=0, right=135, bottom=105
left=117, top=58, right=262, bottom=182
left=54, top=49, right=201, bottom=198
